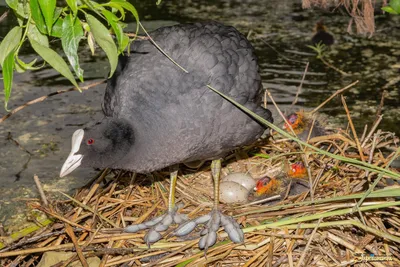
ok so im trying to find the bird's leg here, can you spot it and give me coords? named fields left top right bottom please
left=212, top=159, right=221, bottom=207
left=168, top=165, right=178, bottom=212
left=174, top=159, right=244, bottom=251
left=124, top=165, right=187, bottom=247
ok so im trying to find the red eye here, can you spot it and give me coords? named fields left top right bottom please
left=87, top=138, right=94, bottom=145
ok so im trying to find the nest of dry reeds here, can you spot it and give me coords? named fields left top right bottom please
left=1, top=85, right=400, bottom=267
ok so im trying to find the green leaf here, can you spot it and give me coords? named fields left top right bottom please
left=390, top=0, right=400, bottom=13
left=156, top=0, right=162, bottom=5
left=16, top=0, right=30, bottom=19
left=120, top=33, right=130, bottom=53
left=86, top=14, right=118, bottom=77
left=102, top=9, right=129, bottom=53
left=66, top=0, right=78, bottom=15
left=111, top=0, right=139, bottom=20
left=30, top=39, right=81, bottom=91
left=382, top=6, right=399, bottom=14
left=89, top=0, right=105, bottom=10
left=106, top=2, right=126, bottom=20
left=102, top=8, right=119, bottom=21
left=38, top=0, right=56, bottom=35
left=81, top=0, right=104, bottom=17
left=16, top=56, right=42, bottom=71
left=0, top=26, right=22, bottom=66
left=30, top=0, right=47, bottom=34
left=306, top=45, right=319, bottom=53
left=14, top=61, right=26, bottom=73
left=6, top=0, right=18, bottom=10
left=62, top=14, right=84, bottom=81
left=111, top=0, right=139, bottom=33
left=51, top=17, right=64, bottom=38
left=53, top=7, right=63, bottom=22
left=27, top=24, right=49, bottom=47
left=2, top=50, right=15, bottom=111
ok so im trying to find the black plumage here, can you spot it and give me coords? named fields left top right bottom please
left=63, top=22, right=272, bottom=175
left=311, top=21, right=334, bottom=46
left=60, top=22, right=273, bottom=248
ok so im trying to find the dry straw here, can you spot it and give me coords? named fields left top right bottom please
left=1, top=84, right=399, bottom=266
left=1, top=21, right=400, bottom=266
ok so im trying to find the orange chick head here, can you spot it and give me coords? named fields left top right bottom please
left=254, top=177, right=281, bottom=197
left=283, top=111, right=305, bottom=133
left=288, top=161, right=307, bottom=178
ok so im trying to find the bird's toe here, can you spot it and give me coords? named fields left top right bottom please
left=125, top=206, right=188, bottom=246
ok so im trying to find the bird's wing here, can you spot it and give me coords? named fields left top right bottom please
left=102, top=55, right=130, bottom=117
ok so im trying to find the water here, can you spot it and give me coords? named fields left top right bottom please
left=0, top=0, right=399, bottom=228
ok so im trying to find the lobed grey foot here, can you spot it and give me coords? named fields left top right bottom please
left=124, top=206, right=187, bottom=247
left=174, top=209, right=244, bottom=251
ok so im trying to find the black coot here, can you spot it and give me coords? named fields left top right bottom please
left=60, top=22, right=273, bottom=250
left=311, top=21, right=334, bottom=46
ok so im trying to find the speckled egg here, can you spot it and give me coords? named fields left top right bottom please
left=219, top=181, right=249, bottom=203
left=222, top=173, right=256, bottom=191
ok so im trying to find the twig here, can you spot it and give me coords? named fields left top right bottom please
left=0, top=80, right=106, bottom=124
left=139, top=240, right=198, bottom=266
left=65, top=224, right=88, bottom=267
left=353, top=148, right=400, bottom=212
left=361, top=115, right=383, bottom=147
left=34, top=206, right=93, bottom=232
left=365, top=132, right=379, bottom=180
left=296, top=219, right=321, bottom=267
left=0, top=229, right=83, bottom=252
left=33, top=175, right=48, bottom=207
left=6, top=132, right=33, bottom=155
left=84, top=247, right=137, bottom=255
left=310, top=80, right=359, bottom=115
left=243, top=240, right=270, bottom=267
left=341, top=95, right=365, bottom=162
left=319, top=56, right=350, bottom=76
left=301, top=153, right=314, bottom=201
left=125, top=32, right=149, bottom=40
left=239, top=195, right=282, bottom=207
left=0, top=10, right=9, bottom=24
left=360, top=124, right=368, bottom=143
left=308, top=133, right=356, bottom=147
left=375, top=90, right=387, bottom=122
left=264, top=89, right=303, bottom=150
left=291, top=62, right=309, bottom=107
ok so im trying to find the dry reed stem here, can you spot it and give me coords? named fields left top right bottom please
left=310, top=80, right=359, bottom=115
left=291, top=62, right=310, bottom=107
left=33, top=175, right=48, bottom=207
left=65, top=224, right=88, bottom=267
left=341, top=95, right=365, bottom=162
left=361, top=115, right=383, bottom=147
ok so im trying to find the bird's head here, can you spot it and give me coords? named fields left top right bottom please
left=60, top=118, right=134, bottom=177
left=287, top=161, right=307, bottom=178
left=253, top=176, right=281, bottom=197
left=315, top=20, right=327, bottom=32
left=283, top=111, right=306, bottom=133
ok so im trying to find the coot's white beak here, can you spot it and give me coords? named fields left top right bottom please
left=60, top=129, right=84, bottom=177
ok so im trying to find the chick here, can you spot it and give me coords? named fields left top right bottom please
left=283, top=111, right=326, bottom=141
left=311, top=21, right=334, bottom=46
left=287, top=161, right=307, bottom=178
left=248, top=162, right=309, bottom=203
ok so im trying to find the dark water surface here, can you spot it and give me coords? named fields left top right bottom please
left=0, top=0, right=399, bottom=228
